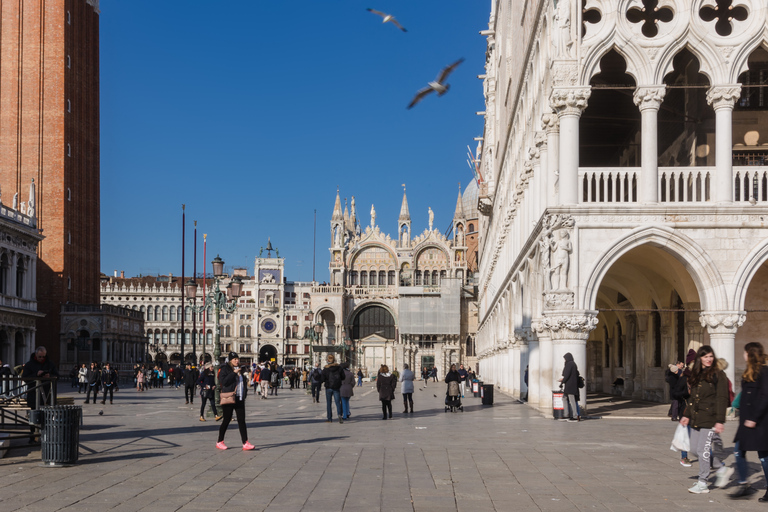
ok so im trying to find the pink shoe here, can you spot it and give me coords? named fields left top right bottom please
left=216, top=441, right=227, bottom=450
left=242, top=441, right=255, bottom=451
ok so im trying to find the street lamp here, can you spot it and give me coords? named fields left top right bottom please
left=185, top=255, right=241, bottom=412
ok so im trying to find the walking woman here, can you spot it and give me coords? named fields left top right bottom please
left=400, top=363, right=415, bottom=414
left=729, top=342, right=768, bottom=500
left=376, top=365, right=397, bottom=420
left=78, top=363, right=88, bottom=393
left=198, top=363, right=221, bottom=422
left=136, top=366, right=144, bottom=392
left=216, top=353, right=255, bottom=450
left=339, top=362, right=355, bottom=420
left=680, top=345, right=731, bottom=493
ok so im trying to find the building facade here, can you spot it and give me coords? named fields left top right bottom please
left=476, top=0, right=768, bottom=413
left=311, top=189, right=474, bottom=378
left=0, top=197, right=44, bottom=367
left=0, top=0, right=101, bottom=364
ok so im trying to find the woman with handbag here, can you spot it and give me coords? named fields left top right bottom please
left=198, top=363, right=221, bottom=422
left=729, top=342, right=768, bottom=499
left=376, top=365, right=397, bottom=420
left=217, top=352, right=255, bottom=450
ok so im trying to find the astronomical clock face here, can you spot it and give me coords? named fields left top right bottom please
left=261, top=318, right=277, bottom=334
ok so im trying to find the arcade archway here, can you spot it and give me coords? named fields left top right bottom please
left=259, top=344, right=278, bottom=363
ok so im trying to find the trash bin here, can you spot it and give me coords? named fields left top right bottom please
left=481, top=384, right=494, bottom=405
left=40, top=405, right=81, bottom=467
left=472, top=380, right=483, bottom=398
left=552, top=390, right=566, bottom=420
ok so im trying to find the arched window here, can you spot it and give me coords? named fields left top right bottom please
left=246, top=325, right=251, bottom=337
left=350, top=271, right=358, bottom=285
left=162, top=331, right=168, bottom=345
left=361, top=271, right=368, bottom=286
left=378, top=270, right=386, bottom=286
left=431, top=271, right=439, bottom=285
left=468, top=223, right=474, bottom=233
left=15, top=257, right=24, bottom=297
left=147, top=306, right=154, bottom=321
left=239, top=325, right=245, bottom=337
left=199, top=310, right=204, bottom=322
left=286, top=326, right=292, bottom=339
left=162, top=306, right=169, bottom=321
left=140, top=305, right=146, bottom=318
left=169, top=306, right=176, bottom=320
left=0, top=253, right=8, bottom=294
left=207, top=331, right=213, bottom=345
left=206, top=306, right=212, bottom=321
left=169, top=331, right=176, bottom=345
left=388, top=271, right=395, bottom=285
left=352, top=305, right=396, bottom=339
left=224, top=325, right=231, bottom=337
left=440, top=270, right=446, bottom=282
left=415, top=271, right=422, bottom=286
left=154, top=306, right=160, bottom=321
left=185, top=306, right=191, bottom=321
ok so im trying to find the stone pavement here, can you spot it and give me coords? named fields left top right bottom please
left=0, top=381, right=765, bottom=511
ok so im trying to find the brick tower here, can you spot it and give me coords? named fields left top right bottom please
left=0, top=0, right=100, bottom=364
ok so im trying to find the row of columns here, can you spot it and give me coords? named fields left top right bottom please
left=549, top=84, right=742, bottom=205
left=479, top=309, right=743, bottom=415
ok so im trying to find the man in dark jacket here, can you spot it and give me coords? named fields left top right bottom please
left=100, top=362, right=118, bottom=404
left=184, top=363, right=200, bottom=404
left=85, top=362, right=101, bottom=404
left=558, top=352, right=580, bottom=422
left=310, top=363, right=323, bottom=403
left=321, top=355, right=343, bottom=423
left=21, top=347, right=59, bottom=409
left=259, top=364, right=271, bottom=399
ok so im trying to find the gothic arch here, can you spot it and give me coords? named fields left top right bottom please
left=413, top=243, right=450, bottom=267
left=349, top=243, right=398, bottom=268
left=582, top=39, right=647, bottom=86
left=732, top=237, right=768, bottom=311
left=582, top=226, right=727, bottom=311
left=732, top=37, right=768, bottom=85
left=346, top=300, right=398, bottom=328
left=657, top=41, right=720, bottom=85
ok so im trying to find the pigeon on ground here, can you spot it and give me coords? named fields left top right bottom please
left=407, top=58, right=465, bottom=109
left=366, top=8, right=407, bottom=32
left=433, top=394, right=437, bottom=398
left=98, top=410, right=103, bottom=415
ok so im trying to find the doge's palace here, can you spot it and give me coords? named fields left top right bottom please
left=476, top=0, right=768, bottom=414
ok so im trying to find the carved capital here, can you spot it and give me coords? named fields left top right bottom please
left=706, top=85, right=741, bottom=110
left=534, top=130, right=547, bottom=151
left=541, top=311, right=598, bottom=341
left=550, top=87, right=591, bottom=117
left=633, top=86, right=666, bottom=111
left=541, top=112, right=559, bottom=133
left=699, top=311, right=746, bottom=335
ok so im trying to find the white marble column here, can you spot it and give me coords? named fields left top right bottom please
left=551, top=87, right=591, bottom=206
left=633, top=86, right=666, bottom=203
left=707, top=85, right=741, bottom=204
left=543, top=113, right=559, bottom=207
left=536, top=131, right=549, bottom=214
left=700, top=311, right=746, bottom=384
left=536, top=328, right=553, bottom=413
left=527, top=337, right=540, bottom=406
left=543, top=311, right=598, bottom=411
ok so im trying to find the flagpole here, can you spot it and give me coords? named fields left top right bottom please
left=313, top=209, right=316, bottom=283
left=203, top=234, right=207, bottom=363
left=181, top=205, right=186, bottom=365
left=192, top=221, right=197, bottom=363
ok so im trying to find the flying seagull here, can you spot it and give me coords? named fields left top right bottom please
left=407, top=58, right=465, bottom=109
left=367, top=8, right=407, bottom=32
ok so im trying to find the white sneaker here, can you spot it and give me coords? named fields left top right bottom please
left=715, top=466, right=734, bottom=488
left=688, top=481, right=709, bottom=494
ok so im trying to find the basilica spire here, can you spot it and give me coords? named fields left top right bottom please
left=453, top=185, right=464, bottom=220
left=332, top=187, right=343, bottom=221
left=399, top=185, right=411, bottom=222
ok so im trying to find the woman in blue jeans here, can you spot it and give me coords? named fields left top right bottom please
left=729, top=342, right=768, bottom=499
left=339, top=362, right=355, bottom=420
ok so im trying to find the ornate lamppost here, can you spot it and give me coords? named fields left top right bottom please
left=185, top=255, right=242, bottom=410
left=294, top=314, right=324, bottom=368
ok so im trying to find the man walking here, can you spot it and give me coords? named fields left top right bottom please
left=458, top=364, right=468, bottom=398
left=100, top=362, right=118, bottom=404
left=184, top=363, right=199, bottom=404
left=310, top=362, right=323, bottom=403
left=322, top=354, right=343, bottom=423
left=84, top=362, right=101, bottom=404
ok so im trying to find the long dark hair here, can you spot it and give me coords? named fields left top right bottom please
left=743, top=342, right=766, bottom=383
left=689, top=345, right=718, bottom=387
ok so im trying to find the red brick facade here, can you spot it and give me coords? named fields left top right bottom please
left=0, top=0, right=99, bottom=364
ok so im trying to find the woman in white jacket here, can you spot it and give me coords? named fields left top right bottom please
left=77, top=363, right=88, bottom=393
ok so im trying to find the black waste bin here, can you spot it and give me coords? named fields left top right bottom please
left=40, top=405, right=81, bottom=467
left=472, top=380, right=483, bottom=398
left=481, top=384, right=494, bottom=405
left=552, top=390, right=566, bottom=420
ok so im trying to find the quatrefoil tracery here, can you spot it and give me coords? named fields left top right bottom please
left=581, top=0, right=602, bottom=38
left=699, top=0, right=748, bottom=37
left=626, top=0, right=674, bottom=38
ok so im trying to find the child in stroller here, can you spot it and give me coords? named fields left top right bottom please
left=444, top=364, right=463, bottom=412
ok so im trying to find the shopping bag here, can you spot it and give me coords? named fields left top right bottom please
left=670, top=423, right=690, bottom=452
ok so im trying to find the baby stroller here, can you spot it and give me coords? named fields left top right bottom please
left=444, top=381, right=463, bottom=412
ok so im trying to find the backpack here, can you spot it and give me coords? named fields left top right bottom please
left=578, top=375, right=585, bottom=389
left=270, top=371, right=279, bottom=384
left=712, top=372, right=734, bottom=407
left=327, top=367, right=342, bottom=390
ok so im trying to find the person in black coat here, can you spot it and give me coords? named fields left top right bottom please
left=183, top=363, right=199, bottom=404
left=20, top=347, right=59, bottom=409
left=84, top=362, right=101, bottom=403
left=100, top=362, right=118, bottom=404
left=217, top=352, right=254, bottom=450
left=558, top=352, right=580, bottom=422
left=197, top=363, right=220, bottom=421
left=730, top=342, right=768, bottom=499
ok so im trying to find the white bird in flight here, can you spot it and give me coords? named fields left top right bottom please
left=407, top=58, right=465, bottom=109
left=366, top=8, right=407, bottom=32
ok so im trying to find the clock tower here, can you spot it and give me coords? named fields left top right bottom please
left=254, top=241, right=285, bottom=364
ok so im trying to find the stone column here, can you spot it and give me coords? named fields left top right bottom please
left=706, top=85, right=741, bottom=203
left=633, top=86, right=666, bottom=203
left=527, top=337, right=540, bottom=406
left=536, top=131, right=548, bottom=214
left=543, top=112, right=560, bottom=206
left=542, top=310, right=598, bottom=410
left=551, top=87, right=591, bottom=206
left=534, top=324, right=553, bottom=413
left=700, top=311, right=746, bottom=384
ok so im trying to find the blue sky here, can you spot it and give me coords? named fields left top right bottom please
left=100, top=1, right=488, bottom=281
